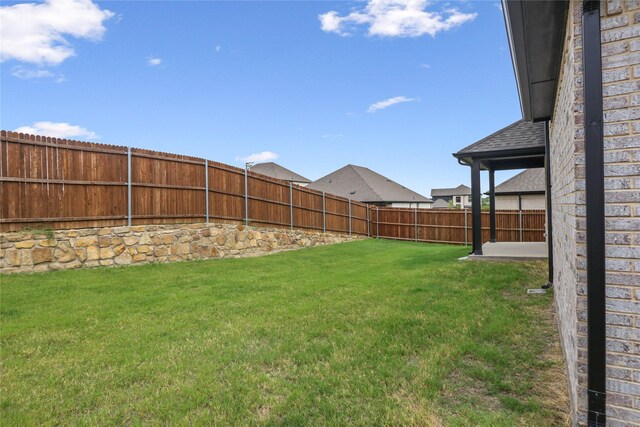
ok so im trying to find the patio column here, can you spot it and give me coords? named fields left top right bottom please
left=489, top=168, right=496, bottom=243
left=471, top=159, right=483, bottom=255
left=544, top=120, right=554, bottom=288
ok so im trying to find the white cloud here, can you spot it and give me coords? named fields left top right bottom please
left=0, top=0, right=114, bottom=66
left=319, top=0, right=477, bottom=37
left=236, top=151, right=279, bottom=163
left=367, top=96, right=416, bottom=113
left=419, top=63, right=431, bottom=69
left=11, top=66, right=65, bottom=82
left=215, top=45, right=222, bottom=53
left=14, top=121, right=98, bottom=140
left=147, top=56, right=162, bottom=66
left=11, top=66, right=54, bottom=79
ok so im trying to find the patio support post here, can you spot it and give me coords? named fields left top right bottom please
left=489, top=168, right=496, bottom=243
left=543, top=121, right=554, bottom=289
left=471, top=159, right=483, bottom=255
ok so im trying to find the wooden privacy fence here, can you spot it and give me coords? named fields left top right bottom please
left=370, top=207, right=545, bottom=244
left=0, top=131, right=370, bottom=235
left=0, top=131, right=545, bottom=244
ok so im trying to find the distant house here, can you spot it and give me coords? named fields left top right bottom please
left=430, top=185, right=471, bottom=208
left=432, top=199, right=450, bottom=209
left=492, top=169, right=545, bottom=210
left=250, top=162, right=311, bottom=186
left=307, top=164, right=432, bottom=208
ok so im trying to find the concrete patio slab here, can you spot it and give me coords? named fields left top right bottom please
left=466, top=242, right=548, bottom=261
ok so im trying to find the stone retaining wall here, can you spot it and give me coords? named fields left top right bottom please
left=1, top=223, right=365, bottom=274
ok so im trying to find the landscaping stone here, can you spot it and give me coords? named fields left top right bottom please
left=5, top=249, right=21, bottom=267
left=15, top=240, right=36, bottom=249
left=86, top=246, right=100, bottom=261
left=31, top=248, right=53, bottom=264
left=75, top=236, right=98, bottom=247
left=1, top=222, right=363, bottom=274
left=54, top=246, right=76, bottom=263
left=100, top=247, right=115, bottom=259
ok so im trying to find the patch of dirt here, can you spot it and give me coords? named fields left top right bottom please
left=530, top=301, right=571, bottom=426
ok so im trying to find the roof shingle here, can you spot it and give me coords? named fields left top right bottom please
left=431, top=184, right=471, bottom=198
left=250, top=162, right=311, bottom=183
left=494, top=168, right=545, bottom=194
left=307, top=164, right=431, bottom=203
left=454, top=120, right=546, bottom=155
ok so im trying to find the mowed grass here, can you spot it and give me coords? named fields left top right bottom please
left=1, top=239, right=568, bottom=426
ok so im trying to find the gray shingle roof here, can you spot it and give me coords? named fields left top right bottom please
left=495, top=168, right=546, bottom=194
left=431, top=184, right=471, bottom=198
left=454, top=120, right=546, bottom=155
left=432, top=199, right=450, bottom=208
left=307, top=164, right=431, bottom=203
left=250, top=162, right=311, bottom=183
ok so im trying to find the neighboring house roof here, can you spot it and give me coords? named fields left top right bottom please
left=307, top=164, right=431, bottom=204
left=494, top=169, right=545, bottom=195
left=431, top=184, right=471, bottom=198
left=250, top=162, right=311, bottom=183
left=432, top=199, right=450, bottom=209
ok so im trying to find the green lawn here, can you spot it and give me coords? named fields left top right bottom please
left=1, top=239, right=567, bottom=426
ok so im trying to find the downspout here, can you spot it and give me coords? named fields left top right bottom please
left=582, top=1, right=606, bottom=425
left=543, top=120, right=553, bottom=289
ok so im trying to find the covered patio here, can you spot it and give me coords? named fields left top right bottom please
left=452, top=120, right=552, bottom=279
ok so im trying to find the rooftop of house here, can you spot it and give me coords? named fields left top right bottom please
left=431, top=184, right=471, bottom=198
left=432, top=199, right=451, bottom=209
left=307, top=164, right=431, bottom=204
left=250, top=162, right=311, bottom=183
left=494, top=168, right=546, bottom=195
left=454, top=120, right=546, bottom=156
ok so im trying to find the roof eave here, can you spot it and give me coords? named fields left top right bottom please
left=502, top=0, right=569, bottom=122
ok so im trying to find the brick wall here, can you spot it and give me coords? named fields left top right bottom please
left=549, top=1, right=583, bottom=421
left=1, top=223, right=364, bottom=274
left=600, top=0, right=640, bottom=424
left=550, top=1, right=640, bottom=425
left=495, top=194, right=546, bottom=210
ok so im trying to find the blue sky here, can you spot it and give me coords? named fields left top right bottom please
left=0, top=0, right=524, bottom=197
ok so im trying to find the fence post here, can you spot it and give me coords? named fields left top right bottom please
left=376, top=206, right=379, bottom=239
left=322, top=192, right=326, bottom=233
left=244, top=166, right=249, bottom=226
left=348, top=199, right=352, bottom=236
left=415, top=205, right=418, bottom=242
left=367, top=205, right=370, bottom=237
left=290, top=182, right=294, bottom=232
left=519, top=209, right=523, bottom=242
left=464, top=209, right=468, bottom=246
left=127, top=147, right=132, bottom=227
left=204, top=160, right=209, bottom=224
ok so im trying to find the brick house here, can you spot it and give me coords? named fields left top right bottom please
left=502, top=0, right=640, bottom=425
left=430, top=185, right=472, bottom=208
left=493, top=169, right=546, bottom=210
